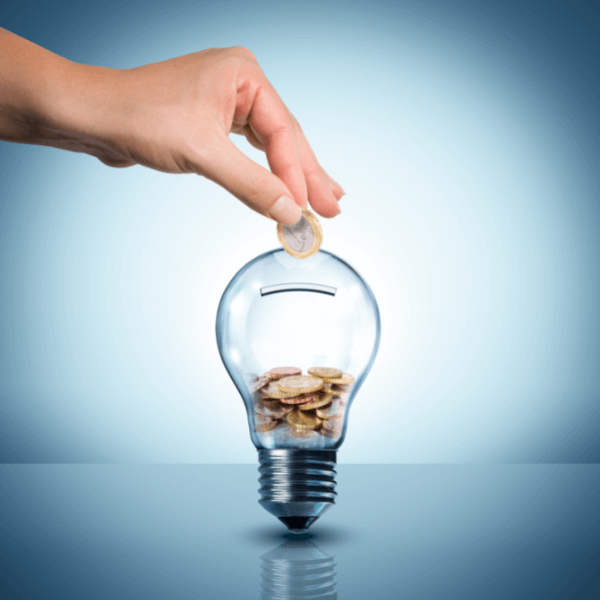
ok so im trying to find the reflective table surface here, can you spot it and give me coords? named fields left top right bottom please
left=1, top=464, right=599, bottom=599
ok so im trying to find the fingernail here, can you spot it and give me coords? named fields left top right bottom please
left=268, top=195, right=302, bottom=225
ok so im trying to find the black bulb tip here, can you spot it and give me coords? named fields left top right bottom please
left=278, top=516, right=319, bottom=533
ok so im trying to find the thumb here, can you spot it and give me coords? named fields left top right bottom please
left=199, top=138, right=302, bottom=225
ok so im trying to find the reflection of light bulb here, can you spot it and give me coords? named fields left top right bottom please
left=260, top=539, right=337, bottom=599
left=216, top=249, right=380, bottom=532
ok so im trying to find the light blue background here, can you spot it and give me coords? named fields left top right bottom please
left=1, top=0, right=599, bottom=463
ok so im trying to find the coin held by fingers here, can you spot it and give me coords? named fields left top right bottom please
left=277, top=207, right=323, bottom=259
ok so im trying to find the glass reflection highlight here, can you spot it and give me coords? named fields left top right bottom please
left=260, top=539, right=337, bottom=599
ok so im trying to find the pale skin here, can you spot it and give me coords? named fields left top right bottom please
left=0, top=28, right=343, bottom=225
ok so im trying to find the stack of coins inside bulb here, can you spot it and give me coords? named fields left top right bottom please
left=249, top=367, right=354, bottom=441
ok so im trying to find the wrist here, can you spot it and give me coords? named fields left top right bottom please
left=36, top=59, right=123, bottom=150
left=0, top=28, right=123, bottom=153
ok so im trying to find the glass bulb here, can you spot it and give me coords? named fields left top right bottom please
left=216, top=249, right=380, bottom=531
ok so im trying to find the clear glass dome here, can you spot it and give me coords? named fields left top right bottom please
left=216, top=249, right=380, bottom=450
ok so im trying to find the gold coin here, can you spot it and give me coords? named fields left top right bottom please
left=267, top=366, right=302, bottom=379
left=256, top=419, right=280, bottom=433
left=298, top=393, right=333, bottom=411
left=278, top=393, right=315, bottom=405
left=255, top=413, right=280, bottom=432
left=278, top=375, right=323, bottom=395
left=286, top=409, right=323, bottom=431
left=308, top=367, right=343, bottom=379
left=322, top=372, right=355, bottom=385
left=316, top=399, right=345, bottom=420
left=255, top=399, right=294, bottom=419
left=258, top=381, right=303, bottom=399
left=250, top=376, right=270, bottom=393
left=320, top=386, right=336, bottom=395
left=277, top=208, right=323, bottom=259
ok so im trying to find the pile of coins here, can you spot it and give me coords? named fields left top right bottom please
left=250, top=366, right=354, bottom=439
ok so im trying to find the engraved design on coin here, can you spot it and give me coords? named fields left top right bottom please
left=278, top=375, right=323, bottom=394
left=283, top=215, right=314, bottom=252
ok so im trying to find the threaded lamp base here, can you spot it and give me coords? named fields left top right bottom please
left=258, top=449, right=337, bottom=533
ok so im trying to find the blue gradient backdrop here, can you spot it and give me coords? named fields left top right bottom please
left=0, top=0, right=599, bottom=463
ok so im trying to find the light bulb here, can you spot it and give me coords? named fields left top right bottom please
left=216, top=249, right=380, bottom=532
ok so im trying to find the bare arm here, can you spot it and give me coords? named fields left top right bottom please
left=0, top=28, right=343, bottom=224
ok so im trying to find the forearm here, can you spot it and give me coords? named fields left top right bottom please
left=0, top=28, right=116, bottom=150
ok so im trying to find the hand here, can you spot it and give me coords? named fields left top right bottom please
left=0, top=30, right=343, bottom=224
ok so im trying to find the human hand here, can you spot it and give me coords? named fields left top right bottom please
left=0, top=32, right=343, bottom=224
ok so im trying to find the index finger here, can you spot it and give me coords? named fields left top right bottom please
left=247, top=82, right=308, bottom=208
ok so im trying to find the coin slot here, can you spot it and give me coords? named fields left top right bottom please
left=260, top=283, right=337, bottom=296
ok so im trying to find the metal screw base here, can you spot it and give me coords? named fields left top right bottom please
left=258, top=449, right=337, bottom=533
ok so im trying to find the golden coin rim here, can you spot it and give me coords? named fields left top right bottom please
left=255, top=419, right=280, bottom=432
left=322, top=373, right=355, bottom=385
left=267, top=366, right=303, bottom=379
left=316, top=403, right=345, bottom=419
left=258, top=381, right=304, bottom=399
left=308, top=367, right=343, bottom=379
left=286, top=410, right=323, bottom=430
left=298, top=395, right=333, bottom=411
left=278, top=393, right=315, bottom=405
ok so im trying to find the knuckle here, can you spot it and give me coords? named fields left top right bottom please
left=289, top=113, right=306, bottom=138
left=228, top=46, right=257, bottom=61
left=303, top=163, right=324, bottom=181
left=277, top=160, right=299, bottom=179
left=267, top=121, right=293, bottom=138
left=289, top=112, right=301, bottom=129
